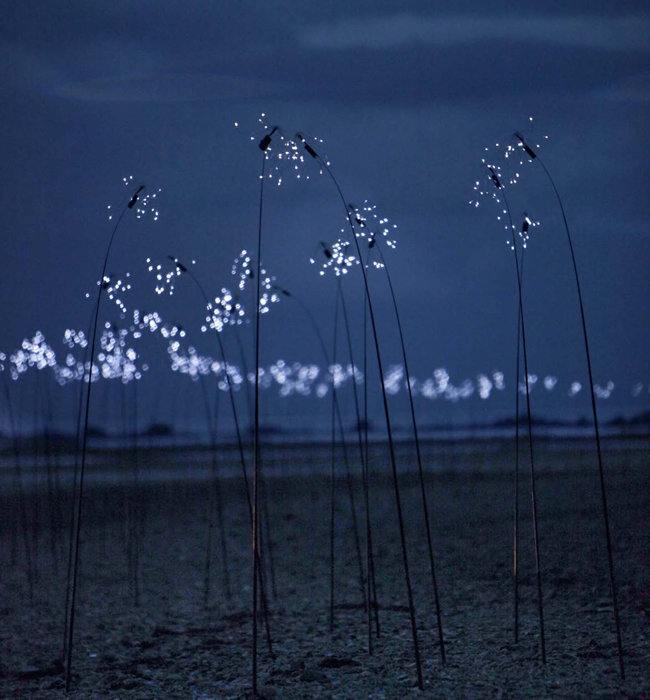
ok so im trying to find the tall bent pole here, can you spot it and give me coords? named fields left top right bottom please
left=65, top=185, right=144, bottom=691
left=371, top=237, right=446, bottom=664
left=298, top=134, right=423, bottom=690
left=515, top=132, right=624, bottom=677
left=489, top=166, right=546, bottom=663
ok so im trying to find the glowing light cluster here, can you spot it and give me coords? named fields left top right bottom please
left=544, top=376, right=558, bottom=391
left=518, top=373, right=538, bottom=395
left=102, top=273, right=132, bottom=314
left=470, top=142, right=541, bottom=251
left=138, top=311, right=164, bottom=334
left=350, top=201, right=398, bottom=267
left=569, top=381, right=583, bottom=397
left=236, top=114, right=327, bottom=186
left=384, top=365, right=405, bottom=395
left=417, top=368, right=476, bottom=402
left=231, top=249, right=280, bottom=314
left=269, top=359, right=321, bottom=397
left=123, top=175, right=161, bottom=221
left=160, top=322, right=186, bottom=340
left=504, top=118, right=549, bottom=184
left=167, top=341, right=244, bottom=389
left=106, top=177, right=161, bottom=222
left=10, top=332, right=57, bottom=379
left=204, top=288, right=246, bottom=333
left=147, top=257, right=185, bottom=296
left=594, top=381, right=615, bottom=399
left=95, top=323, right=146, bottom=383
left=477, top=374, right=494, bottom=400
left=310, top=240, right=358, bottom=277
left=63, top=329, right=88, bottom=349
left=3, top=323, right=641, bottom=403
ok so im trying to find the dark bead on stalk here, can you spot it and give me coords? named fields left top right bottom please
left=319, top=242, right=333, bottom=259
left=127, top=185, right=145, bottom=208
left=259, top=126, right=278, bottom=152
left=296, top=132, right=318, bottom=158
left=347, top=203, right=366, bottom=228
left=167, top=256, right=188, bottom=273
left=515, top=132, right=537, bottom=159
left=488, top=166, right=502, bottom=189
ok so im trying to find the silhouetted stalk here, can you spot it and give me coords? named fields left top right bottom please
left=300, top=137, right=423, bottom=690
left=279, top=286, right=368, bottom=623
left=512, top=246, right=528, bottom=644
left=1, top=371, right=34, bottom=602
left=199, top=370, right=231, bottom=603
left=492, top=169, right=546, bottom=663
left=361, top=287, right=381, bottom=640
left=1, top=373, right=18, bottom=566
left=171, top=258, right=272, bottom=651
left=233, top=286, right=278, bottom=601
left=517, top=136, right=624, bottom=677
left=337, top=280, right=380, bottom=648
left=258, top=470, right=277, bottom=600
left=252, top=153, right=266, bottom=697
left=132, top=381, right=141, bottom=606
left=35, top=373, right=59, bottom=576
left=372, top=239, right=446, bottom=664
left=43, top=374, right=64, bottom=572
left=65, top=186, right=144, bottom=691
left=328, top=294, right=338, bottom=630
left=30, top=382, right=41, bottom=578
left=121, top=372, right=136, bottom=602
left=63, top=306, right=93, bottom=666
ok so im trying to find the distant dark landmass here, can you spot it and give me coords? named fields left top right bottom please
left=1, top=411, right=649, bottom=451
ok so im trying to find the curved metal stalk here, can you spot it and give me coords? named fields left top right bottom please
left=372, top=239, right=446, bottom=664
left=300, top=139, right=423, bottom=690
left=280, top=286, right=368, bottom=625
left=65, top=188, right=142, bottom=691
left=497, top=179, right=546, bottom=663
left=171, top=257, right=273, bottom=653
left=532, top=150, right=624, bottom=678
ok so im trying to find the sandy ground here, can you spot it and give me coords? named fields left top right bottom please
left=1, top=438, right=649, bottom=699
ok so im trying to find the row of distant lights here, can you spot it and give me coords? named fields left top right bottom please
left=2, top=328, right=646, bottom=401
left=162, top=355, right=641, bottom=401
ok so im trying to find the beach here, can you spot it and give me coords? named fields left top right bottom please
left=2, top=437, right=649, bottom=698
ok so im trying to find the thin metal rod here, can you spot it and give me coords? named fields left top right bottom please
left=286, top=289, right=368, bottom=615
left=312, top=149, right=423, bottom=690
left=536, top=155, right=624, bottom=678
left=65, top=198, right=133, bottom=691
left=373, top=239, right=446, bottom=664
left=500, top=187, right=546, bottom=664
left=252, top=154, right=266, bottom=697
left=175, top=260, right=273, bottom=651
left=513, top=251, right=525, bottom=645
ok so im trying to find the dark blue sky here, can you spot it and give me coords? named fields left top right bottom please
left=1, top=2, right=649, bottom=427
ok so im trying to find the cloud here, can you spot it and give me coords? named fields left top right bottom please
left=53, top=73, right=287, bottom=102
left=298, top=14, right=650, bottom=53
left=0, top=42, right=61, bottom=91
left=597, top=71, right=650, bottom=103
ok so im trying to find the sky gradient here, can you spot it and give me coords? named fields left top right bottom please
left=1, top=2, right=649, bottom=431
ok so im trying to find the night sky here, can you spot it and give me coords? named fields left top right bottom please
left=2, top=2, right=649, bottom=432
